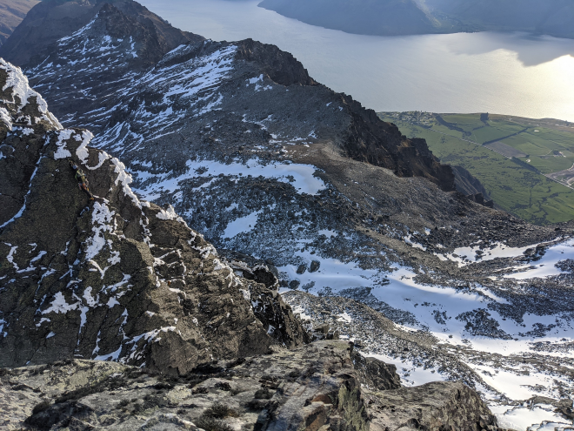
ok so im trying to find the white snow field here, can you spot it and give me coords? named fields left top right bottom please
left=132, top=158, right=326, bottom=200
left=275, top=238, right=574, bottom=430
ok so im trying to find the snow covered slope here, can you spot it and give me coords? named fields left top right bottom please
left=0, top=60, right=520, bottom=431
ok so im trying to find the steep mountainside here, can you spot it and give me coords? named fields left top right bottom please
left=0, top=59, right=307, bottom=374
left=258, top=0, right=574, bottom=38
left=4, top=1, right=574, bottom=428
left=0, top=0, right=203, bottom=68
left=0, top=60, right=513, bottom=431
left=21, top=1, right=455, bottom=192
left=451, top=165, right=493, bottom=207
left=0, top=0, right=38, bottom=45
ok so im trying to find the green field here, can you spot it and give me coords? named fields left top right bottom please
left=378, top=112, right=574, bottom=225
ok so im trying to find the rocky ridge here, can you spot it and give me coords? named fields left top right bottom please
left=0, top=59, right=307, bottom=374
left=0, top=341, right=509, bottom=431
left=0, top=0, right=203, bottom=68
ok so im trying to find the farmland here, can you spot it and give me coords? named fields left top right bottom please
left=378, top=112, right=574, bottom=225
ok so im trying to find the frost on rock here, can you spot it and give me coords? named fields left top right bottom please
left=75, top=129, right=95, bottom=164
left=155, top=205, right=184, bottom=222
left=112, top=157, right=143, bottom=208
left=0, top=59, right=62, bottom=129
left=0, top=107, right=12, bottom=130
left=53, top=129, right=74, bottom=160
left=85, top=202, right=116, bottom=265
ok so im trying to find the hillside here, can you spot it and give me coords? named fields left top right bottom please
left=259, top=0, right=574, bottom=38
left=378, top=111, right=574, bottom=225
left=0, top=0, right=38, bottom=45
left=426, top=0, right=574, bottom=39
left=259, top=0, right=439, bottom=36
left=2, top=0, right=574, bottom=428
left=0, top=59, right=516, bottom=431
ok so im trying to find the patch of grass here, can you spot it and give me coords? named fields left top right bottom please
left=471, top=122, right=526, bottom=144
left=194, top=403, right=238, bottom=431
left=528, top=156, right=574, bottom=175
left=202, top=403, right=239, bottom=419
left=441, top=113, right=485, bottom=132
left=378, top=112, right=574, bottom=225
left=194, top=416, right=233, bottom=431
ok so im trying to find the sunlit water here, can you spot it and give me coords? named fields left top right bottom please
left=139, top=0, right=574, bottom=122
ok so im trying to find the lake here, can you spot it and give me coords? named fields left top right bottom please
left=139, top=0, right=574, bottom=122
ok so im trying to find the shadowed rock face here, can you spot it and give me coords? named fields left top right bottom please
left=0, top=59, right=307, bottom=373
left=235, top=38, right=318, bottom=87
left=0, top=341, right=507, bottom=431
left=341, top=94, right=455, bottom=191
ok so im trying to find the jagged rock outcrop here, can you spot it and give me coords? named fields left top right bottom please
left=235, top=38, right=318, bottom=87
left=341, top=94, right=455, bottom=191
left=0, top=59, right=307, bottom=373
left=0, top=340, right=507, bottom=431
left=368, top=381, right=502, bottom=431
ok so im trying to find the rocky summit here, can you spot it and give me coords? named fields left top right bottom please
left=1, top=0, right=574, bottom=429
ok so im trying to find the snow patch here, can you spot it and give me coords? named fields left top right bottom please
left=111, top=158, right=142, bottom=208
left=75, top=130, right=95, bottom=165
left=223, top=211, right=261, bottom=238
left=42, top=292, right=79, bottom=314
left=504, top=238, right=574, bottom=280
left=0, top=107, right=12, bottom=130
left=0, top=59, right=62, bottom=129
left=155, top=205, right=183, bottom=222
left=134, top=158, right=326, bottom=201
left=84, top=202, right=115, bottom=261
left=53, top=129, right=74, bottom=159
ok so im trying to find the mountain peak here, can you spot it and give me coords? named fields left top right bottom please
left=0, top=0, right=203, bottom=68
